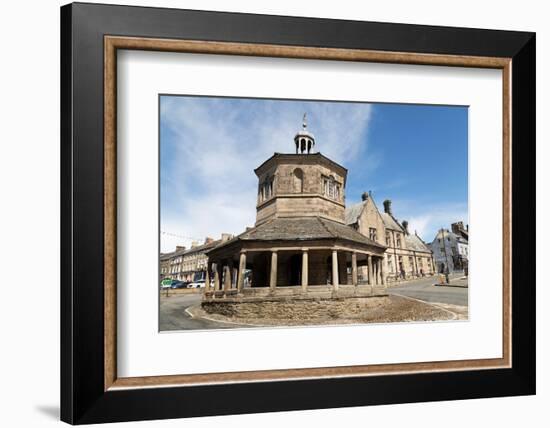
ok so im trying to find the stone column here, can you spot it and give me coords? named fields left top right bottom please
left=237, top=251, right=246, bottom=292
left=214, top=262, right=221, bottom=291
left=377, top=258, right=382, bottom=285
left=301, top=250, right=308, bottom=292
left=224, top=261, right=232, bottom=291
left=381, top=256, right=387, bottom=286
left=270, top=251, right=278, bottom=290
left=205, top=260, right=211, bottom=292
left=351, top=252, right=358, bottom=286
left=332, top=250, right=339, bottom=291
left=367, top=254, right=373, bottom=287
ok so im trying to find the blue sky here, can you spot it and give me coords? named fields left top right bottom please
left=160, top=95, right=468, bottom=252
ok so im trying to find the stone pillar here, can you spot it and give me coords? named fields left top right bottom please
left=368, top=254, right=373, bottom=287
left=232, top=268, right=237, bottom=288
left=332, top=250, right=339, bottom=291
left=205, top=260, right=211, bottom=292
left=351, top=252, right=358, bottom=286
left=237, top=252, right=246, bottom=292
left=224, top=262, right=232, bottom=291
left=301, top=250, right=308, bottom=292
left=377, top=258, right=382, bottom=285
left=381, top=256, right=387, bottom=286
left=270, top=251, right=278, bottom=290
left=214, top=262, right=221, bottom=291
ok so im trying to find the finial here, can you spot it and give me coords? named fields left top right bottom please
left=302, top=113, right=307, bottom=130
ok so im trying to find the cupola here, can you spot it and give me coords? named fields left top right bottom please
left=294, top=113, right=315, bottom=154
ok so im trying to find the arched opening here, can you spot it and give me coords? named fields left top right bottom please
left=300, top=138, right=306, bottom=153
left=293, top=168, right=304, bottom=193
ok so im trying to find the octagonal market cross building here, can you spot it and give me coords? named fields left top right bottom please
left=204, top=116, right=387, bottom=301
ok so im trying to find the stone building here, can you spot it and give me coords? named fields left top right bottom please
left=346, top=193, right=435, bottom=282
left=204, top=116, right=387, bottom=300
left=159, top=234, right=232, bottom=282
left=160, top=245, right=186, bottom=280
left=429, top=226, right=468, bottom=273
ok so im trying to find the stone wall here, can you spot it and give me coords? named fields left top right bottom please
left=202, top=296, right=390, bottom=321
left=356, top=197, right=387, bottom=246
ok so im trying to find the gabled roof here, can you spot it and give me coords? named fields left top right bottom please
left=209, top=216, right=386, bottom=252
left=161, top=239, right=223, bottom=260
left=345, top=197, right=404, bottom=234
left=405, top=233, right=431, bottom=252
left=380, top=212, right=405, bottom=232
left=344, top=201, right=365, bottom=225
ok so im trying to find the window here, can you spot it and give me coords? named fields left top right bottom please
left=386, top=231, right=391, bottom=246
left=258, top=175, right=274, bottom=202
left=396, top=234, right=402, bottom=248
left=322, top=175, right=341, bottom=200
left=369, top=227, right=377, bottom=241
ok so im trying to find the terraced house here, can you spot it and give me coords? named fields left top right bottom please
left=160, top=234, right=232, bottom=282
left=346, top=193, right=435, bottom=283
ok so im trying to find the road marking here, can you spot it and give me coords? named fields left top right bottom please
left=187, top=304, right=267, bottom=327
left=390, top=293, right=460, bottom=320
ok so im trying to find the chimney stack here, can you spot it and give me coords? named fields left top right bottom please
left=383, top=199, right=392, bottom=215
left=402, top=220, right=409, bottom=234
left=176, top=245, right=186, bottom=252
left=191, top=241, right=199, bottom=248
left=221, top=233, right=233, bottom=242
left=204, top=237, right=214, bottom=244
left=451, top=221, right=465, bottom=235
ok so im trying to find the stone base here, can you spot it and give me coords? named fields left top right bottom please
left=201, top=295, right=390, bottom=321
left=203, top=284, right=387, bottom=303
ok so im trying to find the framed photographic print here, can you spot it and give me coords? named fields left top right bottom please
left=60, top=2, right=535, bottom=424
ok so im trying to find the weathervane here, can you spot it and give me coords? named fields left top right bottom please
left=302, top=112, right=307, bottom=129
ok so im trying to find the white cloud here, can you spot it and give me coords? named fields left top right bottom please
left=391, top=200, right=468, bottom=243
left=160, top=97, right=373, bottom=252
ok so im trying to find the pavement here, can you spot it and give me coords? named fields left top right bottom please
left=387, top=273, right=468, bottom=307
left=159, top=274, right=469, bottom=331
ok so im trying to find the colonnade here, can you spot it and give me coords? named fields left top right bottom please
left=205, top=248, right=386, bottom=293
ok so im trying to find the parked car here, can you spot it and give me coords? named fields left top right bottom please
left=187, top=280, right=206, bottom=288
left=171, top=281, right=189, bottom=289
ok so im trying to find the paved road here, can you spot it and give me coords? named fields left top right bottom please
left=387, top=274, right=468, bottom=307
left=160, top=292, right=243, bottom=331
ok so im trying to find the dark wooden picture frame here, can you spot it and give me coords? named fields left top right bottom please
left=61, top=2, right=535, bottom=424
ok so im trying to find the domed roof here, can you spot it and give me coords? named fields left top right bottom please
left=294, top=128, right=315, bottom=140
